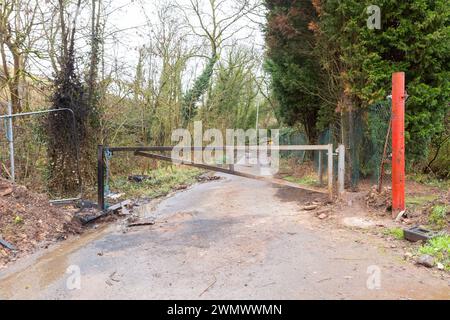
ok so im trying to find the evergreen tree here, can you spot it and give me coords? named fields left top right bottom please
left=265, top=0, right=450, bottom=166
left=264, top=0, right=327, bottom=143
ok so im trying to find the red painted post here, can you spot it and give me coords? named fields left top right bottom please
left=391, top=72, right=406, bottom=217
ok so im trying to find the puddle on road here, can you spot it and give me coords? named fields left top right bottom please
left=0, top=225, right=111, bottom=299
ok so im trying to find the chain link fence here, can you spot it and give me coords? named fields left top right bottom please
left=278, top=99, right=392, bottom=192
left=278, top=127, right=336, bottom=188
left=347, top=99, right=392, bottom=191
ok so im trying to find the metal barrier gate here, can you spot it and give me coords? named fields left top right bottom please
left=97, top=144, right=346, bottom=210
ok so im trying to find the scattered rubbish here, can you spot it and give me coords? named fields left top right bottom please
left=0, top=187, right=13, bottom=197
left=107, top=200, right=133, bottom=214
left=315, top=208, right=330, bottom=216
left=107, top=193, right=125, bottom=200
left=77, top=211, right=106, bottom=225
left=0, top=237, right=16, bottom=251
left=365, top=186, right=392, bottom=212
left=127, top=219, right=156, bottom=228
left=128, top=175, right=150, bottom=183
left=437, top=263, right=444, bottom=270
left=318, top=213, right=328, bottom=220
left=395, top=210, right=407, bottom=222
left=121, top=206, right=130, bottom=215
left=50, top=198, right=81, bottom=206
left=303, top=205, right=318, bottom=211
left=404, top=226, right=433, bottom=242
left=197, top=174, right=221, bottom=182
left=175, top=184, right=188, bottom=191
left=416, top=254, right=435, bottom=268
left=77, top=200, right=133, bottom=224
left=77, top=200, right=97, bottom=209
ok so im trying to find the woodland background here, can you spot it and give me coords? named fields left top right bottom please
left=0, top=0, right=448, bottom=197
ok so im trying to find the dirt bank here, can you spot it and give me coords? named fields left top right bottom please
left=0, top=179, right=82, bottom=268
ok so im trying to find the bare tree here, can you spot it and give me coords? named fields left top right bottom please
left=0, top=0, right=39, bottom=113
left=177, top=0, right=261, bottom=123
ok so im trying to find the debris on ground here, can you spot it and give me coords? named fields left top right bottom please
left=0, top=178, right=82, bottom=267
left=76, top=200, right=134, bottom=225
left=197, top=174, right=221, bottom=182
left=107, top=192, right=125, bottom=200
left=127, top=218, right=156, bottom=228
left=0, top=237, right=16, bottom=251
left=318, top=213, right=328, bottom=220
left=365, top=186, right=392, bottom=213
left=107, top=200, right=133, bottom=214
left=128, top=175, right=150, bottom=183
left=0, top=187, right=13, bottom=197
left=303, top=204, right=318, bottom=211
left=174, top=184, right=188, bottom=191
left=416, top=254, right=435, bottom=268
left=404, top=226, right=433, bottom=242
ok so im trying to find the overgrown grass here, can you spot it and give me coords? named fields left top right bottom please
left=428, top=205, right=449, bottom=230
left=418, top=235, right=450, bottom=271
left=109, top=166, right=203, bottom=199
left=383, top=227, right=404, bottom=240
left=284, top=175, right=319, bottom=187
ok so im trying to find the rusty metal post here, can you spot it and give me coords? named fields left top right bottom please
left=97, top=145, right=105, bottom=210
left=392, top=72, right=406, bottom=217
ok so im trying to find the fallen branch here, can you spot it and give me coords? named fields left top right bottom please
left=199, top=275, right=217, bottom=297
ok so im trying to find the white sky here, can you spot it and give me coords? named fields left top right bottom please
left=1, top=0, right=266, bottom=95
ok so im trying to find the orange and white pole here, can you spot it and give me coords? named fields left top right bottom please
left=391, top=72, right=406, bottom=217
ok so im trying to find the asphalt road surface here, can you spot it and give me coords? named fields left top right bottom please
left=0, top=174, right=448, bottom=299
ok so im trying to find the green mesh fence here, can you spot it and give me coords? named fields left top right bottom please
left=349, top=99, right=392, bottom=190
left=278, top=127, right=338, bottom=187
left=279, top=128, right=308, bottom=160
